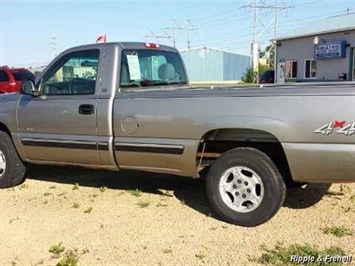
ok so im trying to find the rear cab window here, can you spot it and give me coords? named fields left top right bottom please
left=119, top=49, right=188, bottom=88
left=11, top=70, right=36, bottom=81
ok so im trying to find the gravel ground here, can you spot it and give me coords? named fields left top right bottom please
left=0, top=165, right=354, bottom=266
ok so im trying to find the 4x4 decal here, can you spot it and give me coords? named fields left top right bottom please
left=315, top=121, right=355, bottom=136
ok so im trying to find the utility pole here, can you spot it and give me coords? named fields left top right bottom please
left=165, top=20, right=184, bottom=48
left=253, top=0, right=259, bottom=82
left=242, top=0, right=292, bottom=82
left=273, top=0, right=279, bottom=77
left=274, top=0, right=279, bottom=40
left=185, top=20, right=197, bottom=49
left=242, top=0, right=265, bottom=82
left=51, top=34, right=57, bottom=58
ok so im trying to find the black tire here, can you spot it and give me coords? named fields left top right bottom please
left=206, top=147, right=286, bottom=227
left=0, top=131, right=26, bottom=188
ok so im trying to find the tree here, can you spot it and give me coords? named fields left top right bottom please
left=242, top=64, right=269, bottom=83
left=259, top=44, right=275, bottom=70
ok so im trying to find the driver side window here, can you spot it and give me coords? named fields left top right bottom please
left=42, top=50, right=99, bottom=95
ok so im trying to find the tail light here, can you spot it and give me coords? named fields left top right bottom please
left=144, top=43, right=160, bottom=49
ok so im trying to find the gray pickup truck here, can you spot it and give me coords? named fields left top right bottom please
left=0, top=42, right=354, bottom=226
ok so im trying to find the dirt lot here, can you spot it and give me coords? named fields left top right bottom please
left=1, top=165, right=354, bottom=266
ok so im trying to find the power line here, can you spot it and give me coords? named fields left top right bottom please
left=193, top=9, right=237, bottom=24
left=144, top=31, right=172, bottom=43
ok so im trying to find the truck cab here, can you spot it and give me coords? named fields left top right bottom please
left=17, top=42, right=189, bottom=171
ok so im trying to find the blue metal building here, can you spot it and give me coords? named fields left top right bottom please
left=180, top=47, right=251, bottom=82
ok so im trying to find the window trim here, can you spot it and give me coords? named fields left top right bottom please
left=285, top=60, right=298, bottom=79
left=304, top=59, right=317, bottom=79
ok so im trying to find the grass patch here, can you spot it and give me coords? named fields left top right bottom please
left=19, top=183, right=29, bottom=190
left=9, top=217, right=20, bottom=224
left=159, top=189, right=174, bottom=197
left=10, top=256, right=18, bottom=266
left=72, top=202, right=80, bottom=209
left=99, top=186, right=107, bottom=192
left=84, top=207, right=93, bottom=213
left=339, top=185, right=352, bottom=196
left=195, top=252, right=206, bottom=260
left=323, top=226, right=352, bottom=238
left=137, top=200, right=150, bottom=208
left=57, top=248, right=88, bottom=266
left=156, top=202, right=169, bottom=207
left=57, top=250, right=79, bottom=266
left=163, top=249, right=172, bottom=254
left=252, top=243, right=346, bottom=266
left=131, top=189, right=142, bottom=197
left=49, top=242, right=65, bottom=257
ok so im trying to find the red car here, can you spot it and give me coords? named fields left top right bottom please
left=0, top=68, right=36, bottom=93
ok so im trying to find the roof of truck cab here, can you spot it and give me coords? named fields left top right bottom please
left=62, top=42, right=179, bottom=53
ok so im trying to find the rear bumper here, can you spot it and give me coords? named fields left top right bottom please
left=282, top=143, right=355, bottom=183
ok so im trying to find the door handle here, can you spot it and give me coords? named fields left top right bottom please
left=79, top=104, right=95, bottom=115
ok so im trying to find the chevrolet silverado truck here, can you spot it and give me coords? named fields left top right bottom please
left=0, top=42, right=354, bottom=227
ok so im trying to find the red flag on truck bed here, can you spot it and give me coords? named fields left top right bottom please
left=96, top=35, right=106, bottom=43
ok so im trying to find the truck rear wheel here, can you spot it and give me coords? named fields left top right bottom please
left=0, top=131, right=26, bottom=188
left=206, top=147, right=286, bottom=227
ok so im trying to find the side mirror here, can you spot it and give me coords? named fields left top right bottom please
left=20, top=80, right=40, bottom=97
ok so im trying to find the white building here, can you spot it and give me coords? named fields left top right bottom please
left=275, top=14, right=355, bottom=83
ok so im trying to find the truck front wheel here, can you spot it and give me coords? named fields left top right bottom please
left=206, top=147, right=286, bottom=227
left=0, top=131, right=26, bottom=188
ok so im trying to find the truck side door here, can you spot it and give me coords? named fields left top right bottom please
left=17, top=49, right=103, bottom=166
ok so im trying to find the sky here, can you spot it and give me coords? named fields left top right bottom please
left=0, top=0, right=354, bottom=67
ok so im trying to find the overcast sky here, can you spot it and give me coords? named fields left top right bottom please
left=0, top=0, right=354, bottom=66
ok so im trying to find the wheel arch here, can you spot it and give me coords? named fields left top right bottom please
left=196, top=128, right=294, bottom=185
left=0, top=122, right=11, bottom=136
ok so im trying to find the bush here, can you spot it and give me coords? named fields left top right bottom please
left=242, top=65, right=270, bottom=83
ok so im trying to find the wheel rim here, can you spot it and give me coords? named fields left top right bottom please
left=0, top=149, right=6, bottom=177
left=219, top=166, right=264, bottom=213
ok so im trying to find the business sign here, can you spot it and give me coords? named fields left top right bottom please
left=315, top=41, right=346, bottom=60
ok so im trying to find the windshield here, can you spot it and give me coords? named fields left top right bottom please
left=120, top=49, right=188, bottom=88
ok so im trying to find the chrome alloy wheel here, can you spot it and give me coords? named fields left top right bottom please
left=219, top=166, right=264, bottom=213
left=0, top=149, right=6, bottom=177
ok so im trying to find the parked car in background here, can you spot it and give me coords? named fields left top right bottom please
left=259, top=70, right=275, bottom=83
left=0, top=68, right=36, bottom=93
